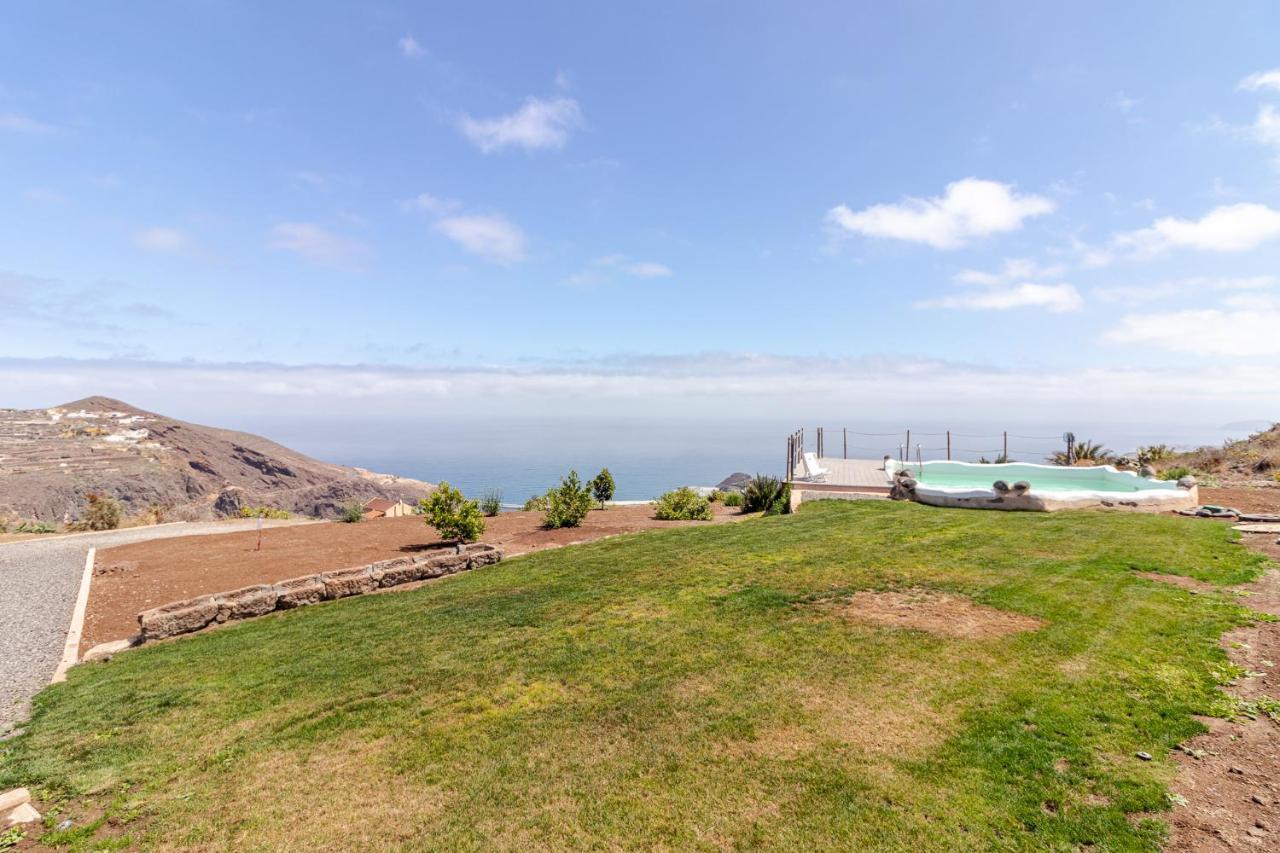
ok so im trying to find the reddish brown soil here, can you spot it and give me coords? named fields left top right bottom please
left=823, top=588, right=1045, bottom=639
left=83, top=504, right=744, bottom=652
left=1199, top=487, right=1280, bottom=516
left=1164, top=533, right=1280, bottom=850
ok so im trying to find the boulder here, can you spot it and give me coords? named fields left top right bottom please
left=322, top=566, right=376, bottom=599
left=1177, top=475, right=1198, bottom=489
left=214, top=584, right=278, bottom=622
left=0, top=788, right=30, bottom=815
left=992, top=480, right=1011, bottom=494
left=138, top=595, right=219, bottom=640
left=1139, top=465, right=1156, bottom=479
left=1011, top=481, right=1031, bottom=495
left=82, top=638, right=137, bottom=662
left=274, top=574, right=325, bottom=609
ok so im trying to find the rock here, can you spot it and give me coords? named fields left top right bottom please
left=1253, top=794, right=1266, bottom=805
left=1136, top=751, right=1152, bottom=761
left=1230, top=766, right=1245, bottom=775
left=1139, top=465, right=1156, bottom=478
left=374, top=557, right=420, bottom=588
left=273, top=575, right=325, bottom=609
left=1011, top=481, right=1031, bottom=495
left=715, top=473, right=753, bottom=492
left=321, top=567, right=376, bottom=599
left=0, top=788, right=30, bottom=814
left=55, top=818, right=73, bottom=830
left=1177, top=475, right=1197, bottom=489
left=416, top=551, right=469, bottom=578
left=466, top=543, right=503, bottom=568
left=214, top=585, right=277, bottom=621
left=992, top=480, right=1011, bottom=494
left=82, top=638, right=136, bottom=662
left=1, top=802, right=40, bottom=828
left=138, top=595, right=219, bottom=640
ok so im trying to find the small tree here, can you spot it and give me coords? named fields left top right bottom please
left=420, top=481, right=486, bottom=543
left=543, top=470, right=594, bottom=529
left=339, top=502, right=365, bottom=523
left=590, top=468, right=616, bottom=509
left=82, top=493, right=122, bottom=531
left=653, top=487, right=712, bottom=521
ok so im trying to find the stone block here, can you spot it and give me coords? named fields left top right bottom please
left=138, top=595, right=219, bottom=640
left=322, top=566, right=376, bottom=599
left=215, top=584, right=278, bottom=622
left=376, top=557, right=421, bottom=588
left=416, top=551, right=468, bottom=578
left=274, top=574, right=325, bottom=609
left=465, top=543, right=503, bottom=568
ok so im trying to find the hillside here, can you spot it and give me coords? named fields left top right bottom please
left=1161, top=422, right=1280, bottom=487
left=0, top=397, right=432, bottom=523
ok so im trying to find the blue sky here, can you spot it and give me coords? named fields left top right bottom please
left=3, top=1, right=1280, bottom=427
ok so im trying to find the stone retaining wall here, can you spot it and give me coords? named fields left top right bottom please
left=137, top=542, right=502, bottom=642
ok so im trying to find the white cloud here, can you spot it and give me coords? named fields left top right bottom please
left=1105, top=298, right=1280, bottom=357
left=826, top=178, right=1054, bottom=249
left=565, top=255, right=673, bottom=286
left=134, top=226, right=194, bottom=254
left=1093, top=275, right=1278, bottom=305
left=917, top=283, right=1083, bottom=313
left=0, top=112, right=55, bottom=134
left=954, top=258, right=1066, bottom=286
left=400, top=192, right=459, bottom=216
left=398, top=34, right=425, bottom=58
left=1113, top=91, right=1139, bottom=114
left=1238, top=69, right=1280, bottom=92
left=459, top=96, right=583, bottom=153
left=435, top=214, right=526, bottom=263
left=268, top=222, right=368, bottom=270
left=1104, top=203, right=1280, bottom=260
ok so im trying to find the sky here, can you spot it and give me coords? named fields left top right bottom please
left=3, top=1, right=1280, bottom=435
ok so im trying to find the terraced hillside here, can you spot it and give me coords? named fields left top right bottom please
left=0, top=397, right=432, bottom=523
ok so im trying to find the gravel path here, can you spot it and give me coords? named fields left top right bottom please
left=0, top=520, right=305, bottom=734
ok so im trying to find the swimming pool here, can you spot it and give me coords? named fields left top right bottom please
left=887, top=460, right=1197, bottom=512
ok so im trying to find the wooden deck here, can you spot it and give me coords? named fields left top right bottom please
left=790, top=457, right=892, bottom=493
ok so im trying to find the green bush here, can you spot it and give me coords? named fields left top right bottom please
left=239, top=505, right=292, bottom=520
left=742, top=475, right=785, bottom=513
left=339, top=502, right=365, bottom=523
left=75, top=493, right=122, bottom=531
left=707, top=489, right=725, bottom=503
left=765, top=483, right=792, bottom=516
left=1138, top=444, right=1176, bottom=465
left=590, top=468, right=616, bottom=509
left=11, top=520, right=56, bottom=534
left=479, top=489, right=503, bottom=517
left=1158, top=466, right=1193, bottom=481
left=543, top=470, right=594, bottom=529
left=653, top=487, right=713, bottom=521
left=522, top=493, right=550, bottom=512
left=721, top=491, right=744, bottom=508
left=420, top=482, right=486, bottom=543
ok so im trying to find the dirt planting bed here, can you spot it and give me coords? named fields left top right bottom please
left=1199, top=486, right=1280, bottom=516
left=83, top=504, right=745, bottom=652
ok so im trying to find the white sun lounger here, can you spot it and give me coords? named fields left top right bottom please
left=801, top=452, right=830, bottom=482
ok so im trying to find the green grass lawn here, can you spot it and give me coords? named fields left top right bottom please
left=2, top=502, right=1272, bottom=851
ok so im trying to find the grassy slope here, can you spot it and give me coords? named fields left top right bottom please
left=1, top=502, right=1271, bottom=851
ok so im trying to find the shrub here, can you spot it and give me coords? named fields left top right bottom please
left=653, top=487, right=713, bottom=521
left=239, top=505, right=292, bottom=520
left=522, top=493, right=550, bottom=512
left=722, top=491, right=744, bottom=508
left=742, top=475, right=786, bottom=513
left=543, top=470, right=594, bottom=529
left=1050, top=440, right=1114, bottom=466
left=1137, top=444, right=1176, bottom=465
left=339, top=502, right=365, bottom=523
left=420, top=482, right=486, bottom=543
left=479, top=489, right=503, bottom=517
left=707, top=489, right=725, bottom=503
left=590, top=468, right=616, bottom=509
left=765, top=483, right=792, bottom=516
left=1158, top=466, right=1193, bottom=481
left=12, top=521, right=56, bottom=534
left=78, top=493, right=122, bottom=531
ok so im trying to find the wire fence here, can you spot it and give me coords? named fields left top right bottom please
left=795, top=426, right=1072, bottom=472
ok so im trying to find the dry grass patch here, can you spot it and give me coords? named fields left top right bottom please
left=823, top=587, right=1046, bottom=639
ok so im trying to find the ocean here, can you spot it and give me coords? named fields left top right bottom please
left=247, top=416, right=1264, bottom=505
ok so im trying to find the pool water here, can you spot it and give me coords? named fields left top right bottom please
left=906, top=462, right=1177, bottom=494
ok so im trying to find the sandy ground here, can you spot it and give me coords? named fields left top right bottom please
left=1162, top=532, right=1280, bottom=850
left=83, top=504, right=746, bottom=652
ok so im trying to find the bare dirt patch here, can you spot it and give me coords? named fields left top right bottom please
left=83, top=504, right=744, bottom=652
left=1199, top=487, right=1280, bottom=516
left=824, top=588, right=1045, bottom=640
left=1163, top=533, right=1280, bottom=851
left=1134, top=572, right=1220, bottom=594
